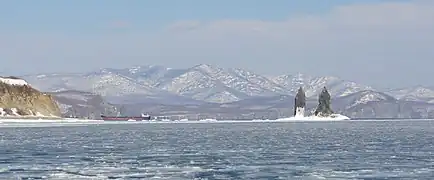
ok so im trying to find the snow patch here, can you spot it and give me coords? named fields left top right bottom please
left=277, top=114, right=350, bottom=121
left=0, top=107, right=59, bottom=118
left=199, top=118, right=218, bottom=122
left=128, top=66, right=140, bottom=74
left=349, top=92, right=389, bottom=108
left=10, top=108, right=20, bottom=116
left=355, top=93, right=386, bottom=104
left=0, top=77, right=28, bottom=86
left=295, top=107, right=305, bottom=117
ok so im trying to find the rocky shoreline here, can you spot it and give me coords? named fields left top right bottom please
left=0, top=116, right=62, bottom=120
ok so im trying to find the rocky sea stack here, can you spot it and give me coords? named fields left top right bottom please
left=294, top=87, right=306, bottom=116
left=314, top=87, right=334, bottom=117
left=0, top=76, right=61, bottom=118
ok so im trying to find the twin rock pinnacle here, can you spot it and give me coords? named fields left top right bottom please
left=293, top=86, right=334, bottom=117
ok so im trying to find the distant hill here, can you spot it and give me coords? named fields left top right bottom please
left=49, top=90, right=119, bottom=119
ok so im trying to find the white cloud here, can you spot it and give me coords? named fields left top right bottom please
left=165, top=1, right=434, bottom=42
left=159, top=1, right=434, bottom=85
left=1, top=1, right=434, bottom=88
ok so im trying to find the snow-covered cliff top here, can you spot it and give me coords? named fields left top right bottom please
left=0, top=77, right=28, bottom=86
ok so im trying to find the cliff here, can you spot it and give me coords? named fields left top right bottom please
left=0, top=76, right=61, bottom=118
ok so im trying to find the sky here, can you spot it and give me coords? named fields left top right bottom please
left=1, top=0, right=433, bottom=88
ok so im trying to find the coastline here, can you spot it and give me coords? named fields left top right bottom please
left=0, top=116, right=62, bottom=120
left=1, top=118, right=432, bottom=125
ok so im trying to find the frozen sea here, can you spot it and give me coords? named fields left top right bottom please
left=0, top=120, right=433, bottom=179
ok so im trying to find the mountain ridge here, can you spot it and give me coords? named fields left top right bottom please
left=20, top=64, right=378, bottom=103
left=17, top=64, right=434, bottom=119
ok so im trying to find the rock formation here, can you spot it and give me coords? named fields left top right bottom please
left=51, top=90, right=119, bottom=119
left=0, top=76, right=61, bottom=118
left=314, top=86, right=334, bottom=117
left=294, top=87, right=306, bottom=117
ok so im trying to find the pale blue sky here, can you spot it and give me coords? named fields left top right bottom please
left=0, top=0, right=432, bottom=88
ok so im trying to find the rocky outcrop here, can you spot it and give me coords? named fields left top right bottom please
left=0, top=76, right=61, bottom=117
left=50, top=90, right=119, bottom=119
left=314, top=87, right=334, bottom=117
left=294, top=87, right=306, bottom=116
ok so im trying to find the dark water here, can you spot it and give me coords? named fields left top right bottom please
left=0, top=120, right=433, bottom=179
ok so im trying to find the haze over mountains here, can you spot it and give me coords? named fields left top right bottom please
left=18, top=64, right=434, bottom=119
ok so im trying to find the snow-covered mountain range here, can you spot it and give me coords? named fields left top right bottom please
left=385, top=86, right=434, bottom=103
left=21, top=64, right=380, bottom=103
left=16, top=64, right=434, bottom=118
